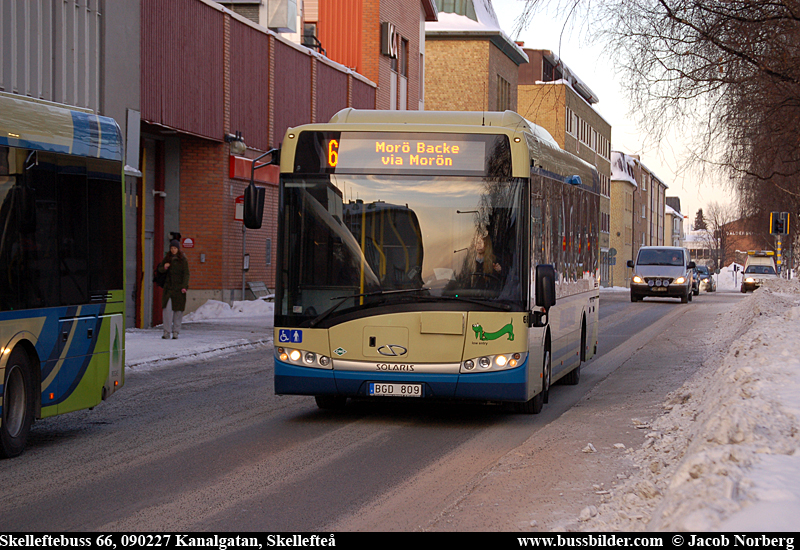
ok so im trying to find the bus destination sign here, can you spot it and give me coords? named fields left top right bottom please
left=333, top=135, right=486, bottom=174
left=294, top=131, right=508, bottom=176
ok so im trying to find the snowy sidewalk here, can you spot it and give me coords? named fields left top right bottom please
left=125, top=299, right=274, bottom=372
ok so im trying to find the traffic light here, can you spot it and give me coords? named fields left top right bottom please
left=770, top=212, right=789, bottom=235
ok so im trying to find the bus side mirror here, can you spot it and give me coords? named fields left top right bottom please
left=243, top=182, right=265, bottom=229
left=626, top=260, right=634, bottom=268
left=535, top=264, right=556, bottom=310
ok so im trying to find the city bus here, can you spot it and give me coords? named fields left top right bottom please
left=257, top=109, right=599, bottom=414
left=0, top=92, right=125, bottom=457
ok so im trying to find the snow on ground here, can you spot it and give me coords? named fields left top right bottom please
left=125, top=298, right=274, bottom=372
left=125, top=275, right=800, bottom=531
left=583, top=278, right=800, bottom=532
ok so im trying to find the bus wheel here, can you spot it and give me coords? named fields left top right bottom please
left=580, top=319, right=587, bottom=363
left=1, top=349, right=35, bottom=459
left=515, top=349, right=548, bottom=414
left=314, top=395, right=347, bottom=411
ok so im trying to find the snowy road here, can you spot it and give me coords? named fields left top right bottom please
left=0, top=289, right=746, bottom=531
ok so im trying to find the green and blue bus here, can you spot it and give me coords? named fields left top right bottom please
left=0, top=92, right=125, bottom=458
left=245, top=109, right=599, bottom=414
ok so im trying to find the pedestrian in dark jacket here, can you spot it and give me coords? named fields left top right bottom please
left=157, top=239, right=190, bottom=339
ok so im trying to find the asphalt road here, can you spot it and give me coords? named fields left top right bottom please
left=0, top=289, right=745, bottom=531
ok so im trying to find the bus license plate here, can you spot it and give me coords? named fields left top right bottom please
left=368, top=383, right=422, bottom=397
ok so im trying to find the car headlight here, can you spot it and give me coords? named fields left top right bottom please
left=702, top=277, right=709, bottom=283
left=632, top=275, right=644, bottom=284
left=745, top=277, right=755, bottom=283
left=674, top=276, right=685, bottom=284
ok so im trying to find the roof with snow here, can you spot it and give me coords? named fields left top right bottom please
left=530, top=49, right=599, bottom=105
left=665, top=204, right=684, bottom=218
left=426, top=0, right=528, bottom=65
left=610, top=151, right=637, bottom=188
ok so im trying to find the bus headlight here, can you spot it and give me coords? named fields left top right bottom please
left=461, top=353, right=526, bottom=373
left=277, top=347, right=333, bottom=369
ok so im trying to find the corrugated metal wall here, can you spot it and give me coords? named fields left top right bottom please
left=0, top=0, right=101, bottom=110
left=272, top=40, right=312, bottom=146
left=316, top=61, right=348, bottom=123
left=141, top=0, right=224, bottom=140
left=230, top=22, right=271, bottom=152
left=318, top=0, right=362, bottom=72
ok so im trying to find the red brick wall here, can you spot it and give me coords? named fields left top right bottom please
left=179, top=136, right=227, bottom=291
left=141, top=2, right=379, bottom=316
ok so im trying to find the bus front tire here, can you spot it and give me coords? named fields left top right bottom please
left=314, top=395, right=347, bottom=410
left=515, top=349, right=549, bottom=414
left=1, top=349, right=35, bottom=459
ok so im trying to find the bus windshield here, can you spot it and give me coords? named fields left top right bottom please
left=277, top=174, right=526, bottom=326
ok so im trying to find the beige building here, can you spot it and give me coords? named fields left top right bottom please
left=611, top=151, right=681, bottom=287
left=424, top=1, right=527, bottom=112
left=516, top=49, right=612, bottom=286
left=640, top=166, right=667, bottom=247
left=610, top=151, right=638, bottom=287
left=665, top=203, right=685, bottom=248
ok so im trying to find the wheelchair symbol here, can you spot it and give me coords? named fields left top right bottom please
left=279, top=329, right=302, bottom=343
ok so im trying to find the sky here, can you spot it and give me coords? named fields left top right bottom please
left=124, top=274, right=800, bottom=531
left=489, top=0, right=733, bottom=225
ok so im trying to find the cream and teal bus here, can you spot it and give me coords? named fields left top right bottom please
left=0, top=92, right=125, bottom=457
left=252, top=109, right=599, bottom=414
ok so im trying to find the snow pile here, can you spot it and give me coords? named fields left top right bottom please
left=582, top=278, right=800, bottom=531
left=716, top=264, right=744, bottom=291
left=183, top=297, right=273, bottom=322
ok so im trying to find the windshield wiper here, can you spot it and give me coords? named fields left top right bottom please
left=308, top=287, right=430, bottom=327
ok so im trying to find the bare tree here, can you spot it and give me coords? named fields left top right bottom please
left=511, top=0, right=800, bottom=225
left=700, top=202, right=738, bottom=270
left=510, top=0, right=799, bottom=273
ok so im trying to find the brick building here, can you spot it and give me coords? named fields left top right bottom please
left=516, top=48, right=612, bottom=285
left=136, top=0, right=384, bottom=327
left=610, top=152, right=638, bottom=287
left=424, top=0, right=527, bottom=112
left=666, top=197, right=685, bottom=247
left=665, top=203, right=685, bottom=248
left=2, top=0, right=385, bottom=328
left=610, top=151, right=675, bottom=287
left=297, top=0, right=438, bottom=111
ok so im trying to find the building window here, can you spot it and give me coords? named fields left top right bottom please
left=400, top=38, right=409, bottom=77
left=497, top=75, right=511, bottom=111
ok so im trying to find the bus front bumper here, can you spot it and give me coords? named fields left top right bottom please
left=274, top=358, right=530, bottom=403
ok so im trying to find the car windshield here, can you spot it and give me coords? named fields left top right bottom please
left=696, top=267, right=709, bottom=276
left=637, top=249, right=684, bottom=266
left=745, top=265, right=776, bottom=275
left=276, top=174, right=527, bottom=327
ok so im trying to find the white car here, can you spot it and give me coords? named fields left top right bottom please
left=741, top=252, right=778, bottom=292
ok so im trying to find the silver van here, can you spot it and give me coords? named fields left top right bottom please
left=627, top=246, right=696, bottom=303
